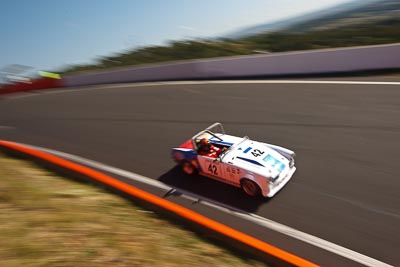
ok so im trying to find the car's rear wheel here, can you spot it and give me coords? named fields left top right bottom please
left=241, top=179, right=261, bottom=197
left=182, top=161, right=196, bottom=175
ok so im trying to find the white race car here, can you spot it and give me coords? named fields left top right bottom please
left=171, top=123, right=296, bottom=197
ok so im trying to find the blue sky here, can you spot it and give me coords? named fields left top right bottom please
left=0, top=0, right=351, bottom=73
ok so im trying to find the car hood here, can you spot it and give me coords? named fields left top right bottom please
left=225, top=140, right=290, bottom=178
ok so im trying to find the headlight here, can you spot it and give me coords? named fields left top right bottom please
left=270, top=173, right=279, bottom=183
left=290, top=154, right=295, bottom=167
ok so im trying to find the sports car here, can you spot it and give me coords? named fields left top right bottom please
left=171, top=123, right=296, bottom=197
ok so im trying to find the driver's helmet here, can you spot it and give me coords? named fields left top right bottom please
left=199, top=138, right=211, bottom=152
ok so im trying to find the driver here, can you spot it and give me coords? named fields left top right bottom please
left=198, top=138, right=222, bottom=158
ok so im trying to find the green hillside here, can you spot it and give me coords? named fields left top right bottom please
left=61, top=0, right=400, bottom=74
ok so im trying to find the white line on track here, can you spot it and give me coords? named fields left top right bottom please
left=2, top=80, right=399, bottom=100
left=224, top=80, right=400, bottom=85
left=88, top=79, right=400, bottom=89
left=24, top=143, right=394, bottom=267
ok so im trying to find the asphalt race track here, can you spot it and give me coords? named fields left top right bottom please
left=0, top=79, right=399, bottom=266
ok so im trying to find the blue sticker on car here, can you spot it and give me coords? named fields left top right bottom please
left=243, top=147, right=252, bottom=153
left=263, top=154, right=285, bottom=172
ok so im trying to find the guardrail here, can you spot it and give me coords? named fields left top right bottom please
left=1, top=43, right=399, bottom=94
left=64, top=43, right=400, bottom=87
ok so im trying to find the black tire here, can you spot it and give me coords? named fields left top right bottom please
left=240, top=179, right=261, bottom=197
left=181, top=161, right=197, bottom=175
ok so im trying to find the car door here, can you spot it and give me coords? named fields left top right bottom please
left=197, top=155, right=241, bottom=186
left=197, top=155, right=226, bottom=182
left=222, top=162, right=241, bottom=186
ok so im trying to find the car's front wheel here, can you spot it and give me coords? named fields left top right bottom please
left=181, top=161, right=197, bottom=175
left=240, top=179, right=261, bottom=197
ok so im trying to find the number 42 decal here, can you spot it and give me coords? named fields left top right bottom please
left=251, top=149, right=264, bottom=157
left=208, top=164, right=218, bottom=175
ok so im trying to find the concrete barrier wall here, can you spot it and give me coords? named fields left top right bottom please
left=64, top=43, right=400, bottom=87
left=199, top=43, right=400, bottom=77
left=64, top=61, right=203, bottom=86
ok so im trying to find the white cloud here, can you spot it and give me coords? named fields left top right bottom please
left=178, top=25, right=197, bottom=31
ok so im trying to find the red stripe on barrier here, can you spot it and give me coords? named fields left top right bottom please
left=0, top=78, right=63, bottom=95
left=0, top=140, right=319, bottom=267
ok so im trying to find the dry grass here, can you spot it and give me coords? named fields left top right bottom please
left=0, top=153, right=266, bottom=267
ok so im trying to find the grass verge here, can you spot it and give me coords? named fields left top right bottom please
left=0, top=152, right=266, bottom=267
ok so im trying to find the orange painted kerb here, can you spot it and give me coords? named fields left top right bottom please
left=0, top=140, right=319, bottom=267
